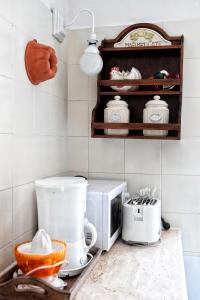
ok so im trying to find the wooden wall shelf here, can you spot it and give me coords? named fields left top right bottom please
left=91, top=23, right=184, bottom=140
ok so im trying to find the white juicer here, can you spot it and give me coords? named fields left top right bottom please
left=35, top=177, right=97, bottom=276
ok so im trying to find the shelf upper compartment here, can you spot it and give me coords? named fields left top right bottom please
left=100, top=45, right=182, bottom=52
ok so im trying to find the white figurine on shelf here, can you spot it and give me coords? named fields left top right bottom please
left=110, top=66, right=141, bottom=91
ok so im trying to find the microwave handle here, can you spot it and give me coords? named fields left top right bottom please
left=84, top=218, right=97, bottom=252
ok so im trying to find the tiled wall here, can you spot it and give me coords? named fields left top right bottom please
left=67, top=19, right=200, bottom=255
left=0, top=0, right=68, bottom=271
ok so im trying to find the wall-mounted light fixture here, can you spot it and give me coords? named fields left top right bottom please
left=51, top=8, right=103, bottom=76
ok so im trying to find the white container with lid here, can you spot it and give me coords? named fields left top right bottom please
left=143, top=95, right=169, bottom=136
left=104, top=95, right=130, bottom=135
left=35, top=176, right=97, bottom=275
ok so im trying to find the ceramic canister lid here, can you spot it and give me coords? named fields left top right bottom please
left=106, top=95, right=128, bottom=107
left=35, top=176, right=87, bottom=190
left=145, top=95, right=168, bottom=108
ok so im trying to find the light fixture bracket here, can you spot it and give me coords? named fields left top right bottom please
left=51, top=8, right=66, bottom=43
left=51, top=8, right=96, bottom=43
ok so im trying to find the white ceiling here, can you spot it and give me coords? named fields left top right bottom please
left=41, top=0, right=200, bottom=29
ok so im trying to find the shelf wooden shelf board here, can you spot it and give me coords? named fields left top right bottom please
left=100, top=45, right=181, bottom=52
left=99, top=79, right=181, bottom=86
left=92, top=134, right=180, bottom=140
left=99, top=91, right=181, bottom=96
left=92, top=122, right=180, bottom=131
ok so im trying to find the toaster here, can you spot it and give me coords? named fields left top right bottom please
left=122, top=197, right=161, bottom=245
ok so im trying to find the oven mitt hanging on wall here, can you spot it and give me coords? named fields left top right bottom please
left=25, top=39, right=57, bottom=85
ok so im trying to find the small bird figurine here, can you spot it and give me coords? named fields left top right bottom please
left=125, top=67, right=141, bottom=91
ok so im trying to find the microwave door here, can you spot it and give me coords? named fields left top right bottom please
left=110, top=194, right=122, bottom=237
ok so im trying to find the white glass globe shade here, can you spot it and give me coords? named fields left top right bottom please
left=80, top=44, right=103, bottom=76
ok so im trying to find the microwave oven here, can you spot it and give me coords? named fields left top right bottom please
left=85, top=179, right=128, bottom=251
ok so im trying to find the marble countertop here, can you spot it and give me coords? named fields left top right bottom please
left=75, top=229, right=188, bottom=300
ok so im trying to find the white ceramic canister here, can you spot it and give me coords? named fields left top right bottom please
left=104, top=95, right=130, bottom=135
left=143, top=95, right=169, bottom=136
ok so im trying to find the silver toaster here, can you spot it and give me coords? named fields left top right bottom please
left=122, top=197, right=161, bottom=245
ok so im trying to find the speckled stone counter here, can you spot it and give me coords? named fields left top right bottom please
left=75, top=229, right=188, bottom=300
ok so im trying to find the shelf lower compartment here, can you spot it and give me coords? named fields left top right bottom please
left=92, top=134, right=180, bottom=140
left=92, top=122, right=180, bottom=140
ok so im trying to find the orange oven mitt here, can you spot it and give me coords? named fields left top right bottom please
left=25, top=39, right=58, bottom=85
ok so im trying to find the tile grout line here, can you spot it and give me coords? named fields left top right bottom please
left=123, top=139, right=125, bottom=181
left=161, top=141, right=163, bottom=208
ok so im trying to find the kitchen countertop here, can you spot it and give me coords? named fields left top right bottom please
left=75, top=229, right=188, bottom=300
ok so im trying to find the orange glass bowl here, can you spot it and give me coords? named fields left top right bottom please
left=15, top=240, right=66, bottom=278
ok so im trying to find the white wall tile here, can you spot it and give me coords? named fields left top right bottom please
left=162, top=213, right=200, bottom=253
left=13, top=135, right=37, bottom=186
left=0, top=189, right=12, bottom=247
left=13, top=81, right=34, bottom=134
left=34, top=91, right=59, bottom=135
left=182, top=98, right=200, bottom=137
left=67, top=137, right=88, bottom=172
left=59, top=137, right=68, bottom=173
left=58, top=99, right=68, bottom=137
left=11, top=0, right=39, bottom=35
left=0, top=135, right=12, bottom=190
left=68, top=65, right=88, bottom=100
left=88, top=98, right=97, bottom=137
left=0, top=0, right=14, bottom=23
left=89, top=138, right=124, bottom=173
left=89, top=172, right=125, bottom=181
left=34, top=136, right=61, bottom=179
left=95, top=25, right=126, bottom=40
left=13, top=29, right=33, bottom=84
left=0, top=17, right=14, bottom=78
left=35, top=91, right=52, bottom=135
left=32, top=1, right=52, bottom=42
left=51, top=61, right=67, bottom=100
left=60, top=34, right=68, bottom=64
left=0, top=76, right=13, bottom=133
left=66, top=170, right=88, bottom=178
left=163, top=19, right=200, bottom=59
left=125, top=140, right=161, bottom=174
left=125, top=173, right=161, bottom=198
left=0, top=243, right=13, bottom=271
left=88, top=75, right=97, bottom=102
left=13, top=135, right=60, bottom=186
left=13, top=183, right=37, bottom=239
left=162, top=175, right=200, bottom=213
left=183, top=59, right=200, bottom=98
left=67, top=29, right=90, bottom=65
left=162, top=138, right=200, bottom=175
left=68, top=101, right=88, bottom=136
